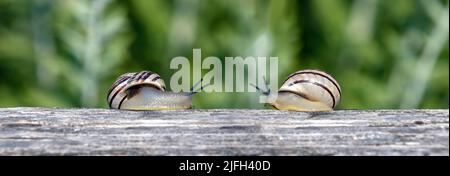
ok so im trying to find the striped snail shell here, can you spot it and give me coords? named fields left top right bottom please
left=270, top=69, right=341, bottom=112
left=107, top=71, right=166, bottom=109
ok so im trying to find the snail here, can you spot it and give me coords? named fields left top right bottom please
left=107, top=70, right=206, bottom=110
left=253, top=69, right=341, bottom=112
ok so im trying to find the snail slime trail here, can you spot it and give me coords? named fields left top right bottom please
left=169, top=48, right=279, bottom=103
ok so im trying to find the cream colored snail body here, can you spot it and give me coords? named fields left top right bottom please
left=256, top=69, right=341, bottom=112
left=107, top=71, right=203, bottom=110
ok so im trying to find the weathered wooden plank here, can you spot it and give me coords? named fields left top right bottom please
left=0, top=108, right=448, bottom=156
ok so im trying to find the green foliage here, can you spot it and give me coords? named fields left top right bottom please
left=0, top=0, right=448, bottom=109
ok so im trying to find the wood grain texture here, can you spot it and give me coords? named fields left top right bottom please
left=0, top=108, right=448, bottom=156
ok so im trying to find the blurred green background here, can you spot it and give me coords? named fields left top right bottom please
left=0, top=0, right=448, bottom=109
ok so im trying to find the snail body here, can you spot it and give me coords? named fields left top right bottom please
left=259, top=69, right=341, bottom=112
left=107, top=71, right=199, bottom=110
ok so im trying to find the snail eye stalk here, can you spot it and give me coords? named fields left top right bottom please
left=251, top=75, right=271, bottom=96
left=187, top=78, right=211, bottom=96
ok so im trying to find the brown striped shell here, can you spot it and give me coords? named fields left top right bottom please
left=107, top=71, right=166, bottom=109
left=278, top=69, right=341, bottom=109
